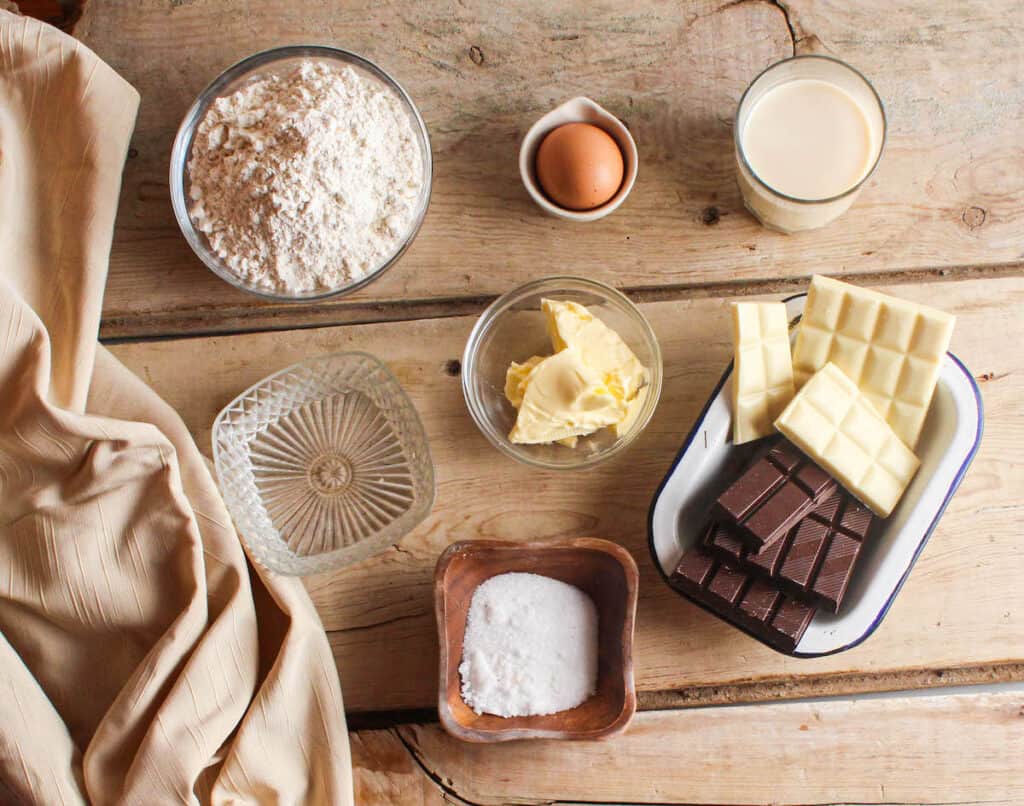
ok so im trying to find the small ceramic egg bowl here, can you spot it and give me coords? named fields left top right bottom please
left=434, top=537, right=639, bottom=742
left=519, top=97, right=638, bottom=222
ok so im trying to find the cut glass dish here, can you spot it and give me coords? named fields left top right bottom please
left=213, top=352, right=435, bottom=575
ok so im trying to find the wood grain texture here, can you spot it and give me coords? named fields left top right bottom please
left=369, top=689, right=1024, bottom=805
left=107, top=276, right=1024, bottom=713
left=350, top=730, right=451, bottom=806
left=74, top=0, right=1024, bottom=338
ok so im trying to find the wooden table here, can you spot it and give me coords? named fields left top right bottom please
left=51, top=0, right=1024, bottom=801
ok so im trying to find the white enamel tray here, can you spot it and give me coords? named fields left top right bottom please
left=648, top=294, right=983, bottom=657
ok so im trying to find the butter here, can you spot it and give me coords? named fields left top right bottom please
left=543, top=299, right=648, bottom=402
left=611, top=386, right=648, bottom=439
left=508, top=346, right=627, bottom=444
left=504, top=356, right=545, bottom=407
left=507, top=356, right=581, bottom=446
left=504, top=299, right=649, bottom=446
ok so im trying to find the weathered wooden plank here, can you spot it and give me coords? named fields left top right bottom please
left=351, top=730, right=452, bottom=806
left=108, top=276, right=1024, bottom=713
left=75, top=0, right=1024, bottom=338
left=367, top=689, right=1024, bottom=805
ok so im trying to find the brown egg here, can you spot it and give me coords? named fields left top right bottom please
left=535, top=122, right=625, bottom=211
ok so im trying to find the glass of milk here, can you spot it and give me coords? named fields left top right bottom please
left=735, top=55, right=886, bottom=233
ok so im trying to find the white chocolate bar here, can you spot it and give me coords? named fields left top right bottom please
left=774, top=362, right=920, bottom=518
left=731, top=302, right=795, bottom=445
left=792, top=275, right=955, bottom=449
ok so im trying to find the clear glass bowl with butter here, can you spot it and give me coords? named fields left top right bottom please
left=462, top=277, right=662, bottom=470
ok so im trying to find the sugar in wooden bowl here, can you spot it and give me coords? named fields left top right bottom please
left=458, top=572, right=598, bottom=718
left=434, top=537, right=639, bottom=742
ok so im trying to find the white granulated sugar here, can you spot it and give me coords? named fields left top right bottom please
left=459, top=572, right=599, bottom=718
left=187, top=60, right=424, bottom=295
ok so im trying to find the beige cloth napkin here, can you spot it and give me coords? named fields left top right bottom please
left=0, top=12, right=354, bottom=804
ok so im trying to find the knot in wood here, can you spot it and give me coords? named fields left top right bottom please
left=962, top=206, right=986, bottom=230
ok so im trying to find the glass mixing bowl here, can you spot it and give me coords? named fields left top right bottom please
left=462, top=276, right=663, bottom=470
left=169, top=45, right=432, bottom=302
left=213, top=351, right=435, bottom=575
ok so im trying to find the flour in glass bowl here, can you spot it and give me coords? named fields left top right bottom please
left=187, top=59, right=425, bottom=295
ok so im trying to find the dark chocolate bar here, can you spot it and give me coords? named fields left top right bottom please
left=713, top=440, right=837, bottom=551
left=704, top=489, right=873, bottom=612
left=669, top=541, right=816, bottom=653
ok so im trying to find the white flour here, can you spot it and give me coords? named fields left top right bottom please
left=187, top=60, right=424, bottom=295
left=459, top=572, right=599, bottom=717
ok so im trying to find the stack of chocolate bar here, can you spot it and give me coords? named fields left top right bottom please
left=669, top=440, right=874, bottom=652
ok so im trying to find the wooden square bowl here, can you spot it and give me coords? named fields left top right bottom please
left=434, top=537, right=639, bottom=742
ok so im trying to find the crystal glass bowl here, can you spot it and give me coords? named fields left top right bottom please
left=462, top=276, right=663, bottom=470
left=213, top=352, right=435, bottom=575
left=169, top=45, right=432, bottom=302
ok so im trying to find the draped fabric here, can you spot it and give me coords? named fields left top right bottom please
left=0, top=11, right=354, bottom=804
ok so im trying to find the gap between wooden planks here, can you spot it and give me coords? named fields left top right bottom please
left=107, top=276, right=1024, bottom=714
left=74, top=0, right=1024, bottom=339
left=352, top=687, right=1024, bottom=805
left=97, top=261, right=1024, bottom=343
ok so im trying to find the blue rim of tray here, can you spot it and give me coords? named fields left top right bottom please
left=646, top=292, right=984, bottom=658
